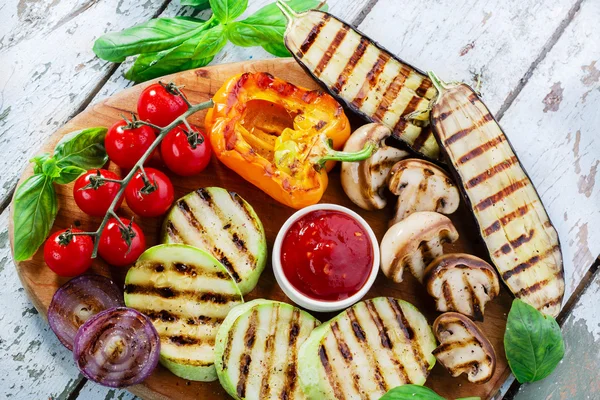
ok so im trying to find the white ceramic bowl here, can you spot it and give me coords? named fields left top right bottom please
left=272, top=203, right=380, bottom=313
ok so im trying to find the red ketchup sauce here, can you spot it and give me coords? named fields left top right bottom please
left=280, top=210, right=373, bottom=301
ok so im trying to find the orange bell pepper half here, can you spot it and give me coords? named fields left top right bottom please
left=205, top=72, right=375, bottom=209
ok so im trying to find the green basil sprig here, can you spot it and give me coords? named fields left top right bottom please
left=504, top=299, right=565, bottom=383
left=13, top=127, right=108, bottom=261
left=380, top=385, right=479, bottom=400
left=93, top=0, right=326, bottom=82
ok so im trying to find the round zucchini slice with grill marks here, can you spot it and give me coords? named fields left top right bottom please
left=124, top=244, right=243, bottom=381
left=214, top=299, right=320, bottom=400
left=298, top=297, right=436, bottom=399
left=162, top=187, right=267, bottom=295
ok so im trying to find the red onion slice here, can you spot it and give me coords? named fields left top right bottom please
left=48, top=275, right=124, bottom=350
left=73, top=307, right=160, bottom=387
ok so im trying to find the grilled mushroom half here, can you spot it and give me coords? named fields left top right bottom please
left=341, top=123, right=409, bottom=210
left=380, top=211, right=459, bottom=283
left=432, top=312, right=496, bottom=384
left=424, top=254, right=500, bottom=321
left=388, top=159, right=460, bottom=225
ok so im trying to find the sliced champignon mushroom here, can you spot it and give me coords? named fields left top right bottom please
left=388, top=159, right=460, bottom=226
left=432, top=312, right=497, bottom=384
left=341, top=123, right=409, bottom=210
left=380, top=211, right=459, bottom=283
left=424, top=254, right=500, bottom=321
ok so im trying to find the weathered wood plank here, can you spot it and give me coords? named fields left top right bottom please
left=77, top=384, right=138, bottom=400
left=0, top=209, right=84, bottom=399
left=499, top=0, right=600, bottom=303
left=0, top=0, right=170, bottom=207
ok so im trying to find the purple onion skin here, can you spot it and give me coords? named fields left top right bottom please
left=48, top=275, right=124, bottom=350
left=73, top=307, right=160, bottom=388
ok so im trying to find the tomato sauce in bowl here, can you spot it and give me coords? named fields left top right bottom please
left=279, top=209, right=375, bottom=302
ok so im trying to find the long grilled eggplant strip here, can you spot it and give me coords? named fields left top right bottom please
left=277, top=1, right=440, bottom=160
left=428, top=71, right=564, bottom=317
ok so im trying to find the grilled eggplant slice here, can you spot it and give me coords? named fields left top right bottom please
left=214, top=299, right=319, bottom=400
left=341, top=123, right=409, bottom=210
left=298, top=297, right=436, bottom=399
left=428, top=71, right=565, bottom=317
left=388, top=158, right=460, bottom=225
left=277, top=1, right=440, bottom=159
left=124, top=244, right=243, bottom=381
left=424, top=254, right=500, bottom=321
left=432, top=312, right=496, bottom=384
left=380, top=211, right=459, bottom=283
left=162, top=187, right=267, bottom=295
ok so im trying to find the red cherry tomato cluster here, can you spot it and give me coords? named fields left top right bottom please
left=44, top=83, right=212, bottom=274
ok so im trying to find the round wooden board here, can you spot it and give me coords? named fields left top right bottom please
left=9, top=58, right=512, bottom=400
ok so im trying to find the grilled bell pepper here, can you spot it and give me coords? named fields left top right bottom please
left=205, top=72, right=374, bottom=209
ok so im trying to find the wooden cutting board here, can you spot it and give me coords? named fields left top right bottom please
left=9, top=58, right=512, bottom=400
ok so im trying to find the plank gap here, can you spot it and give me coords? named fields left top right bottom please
left=66, top=374, right=87, bottom=400
left=351, top=0, right=380, bottom=26
left=496, top=0, right=585, bottom=120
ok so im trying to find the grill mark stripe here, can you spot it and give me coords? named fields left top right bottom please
left=502, top=245, right=561, bottom=281
left=432, top=338, right=478, bottom=355
left=314, top=24, right=349, bottom=76
left=347, top=308, right=367, bottom=342
left=164, top=335, right=213, bottom=346
left=515, top=279, right=549, bottom=298
left=451, top=359, right=480, bottom=371
left=352, top=53, right=390, bottom=109
left=466, top=156, right=518, bottom=189
left=331, top=37, right=370, bottom=94
left=541, top=297, right=562, bottom=310
left=280, top=308, right=301, bottom=399
left=444, top=113, right=493, bottom=146
left=142, top=310, right=221, bottom=328
left=298, top=14, right=330, bottom=55
left=259, top=304, right=279, bottom=399
left=510, top=229, right=535, bottom=249
left=411, top=127, right=434, bottom=153
left=457, top=135, right=505, bottom=165
left=442, top=280, right=454, bottom=311
left=319, top=345, right=347, bottom=400
left=388, top=298, right=428, bottom=375
left=464, top=274, right=482, bottom=321
left=483, top=203, right=533, bottom=237
left=415, top=77, right=433, bottom=98
left=166, top=221, right=182, bottom=242
left=392, top=95, right=424, bottom=136
left=483, top=221, right=501, bottom=236
left=373, top=66, right=411, bottom=120
left=475, top=178, right=529, bottom=211
left=236, top=309, right=258, bottom=398
left=124, top=284, right=239, bottom=304
left=330, top=322, right=366, bottom=399
left=229, top=191, right=262, bottom=237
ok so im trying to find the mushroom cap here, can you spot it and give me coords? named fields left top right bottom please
left=341, top=123, right=408, bottom=210
left=424, top=254, right=500, bottom=321
left=380, top=211, right=459, bottom=283
left=432, top=312, right=497, bottom=384
left=388, top=158, right=460, bottom=225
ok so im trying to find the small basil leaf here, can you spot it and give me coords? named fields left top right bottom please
left=54, top=127, right=108, bottom=169
left=125, top=27, right=224, bottom=82
left=227, top=0, right=325, bottom=55
left=180, top=0, right=211, bottom=9
left=41, top=157, right=62, bottom=179
left=31, top=153, right=51, bottom=174
left=93, top=17, right=208, bottom=62
left=380, top=385, right=445, bottom=400
left=209, top=0, right=248, bottom=23
left=54, top=165, right=86, bottom=184
left=13, top=175, right=58, bottom=261
left=504, top=299, right=565, bottom=383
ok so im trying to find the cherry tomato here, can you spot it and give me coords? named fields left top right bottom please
left=73, top=169, right=123, bottom=217
left=125, top=168, right=174, bottom=217
left=105, top=120, right=156, bottom=169
left=160, top=124, right=212, bottom=176
left=137, top=83, right=188, bottom=128
left=98, top=218, right=146, bottom=267
left=44, top=229, right=93, bottom=277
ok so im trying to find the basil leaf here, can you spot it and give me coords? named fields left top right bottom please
left=180, top=0, right=211, bottom=9
left=125, top=26, right=225, bottom=82
left=41, top=157, right=62, bottom=179
left=13, top=175, right=58, bottom=261
left=209, top=0, right=247, bottom=23
left=54, top=127, right=108, bottom=169
left=380, top=385, right=445, bottom=400
left=54, top=165, right=86, bottom=184
left=31, top=153, right=51, bottom=174
left=227, top=0, right=325, bottom=55
left=93, top=17, right=208, bottom=63
left=504, top=299, right=565, bottom=383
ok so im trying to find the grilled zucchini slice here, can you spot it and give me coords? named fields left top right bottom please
left=162, top=187, right=267, bottom=295
left=298, top=297, right=436, bottom=399
left=124, top=244, right=243, bottom=381
left=278, top=1, right=439, bottom=159
left=214, top=299, right=319, bottom=400
left=428, top=71, right=565, bottom=317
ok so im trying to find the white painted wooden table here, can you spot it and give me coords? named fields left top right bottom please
left=1, top=0, right=598, bottom=399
